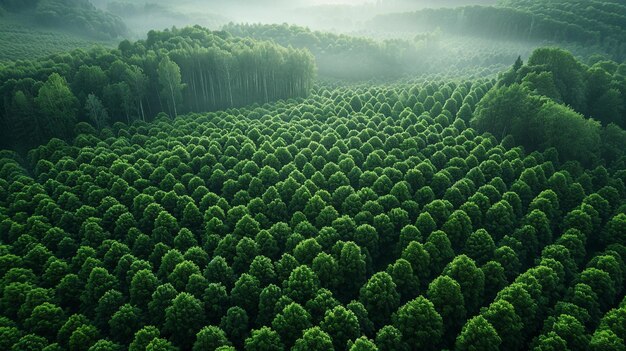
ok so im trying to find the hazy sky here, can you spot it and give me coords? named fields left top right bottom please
left=309, top=0, right=373, bottom=4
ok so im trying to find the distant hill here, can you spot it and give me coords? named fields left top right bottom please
left=0, top=0, right=127, bottom=39
left=0, top=13, right=115, bottom=62
left=105, top=1, right=229, bottom=38
left=369, top=0, right=626, bottom=60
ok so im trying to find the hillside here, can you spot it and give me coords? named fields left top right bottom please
left=0, top=0, right=127, bottom=39
left=0, top=14, right=115, bottom=62
left=369, top=0, right=626, bottom=60
left=0, top=0, right=126, bottom=62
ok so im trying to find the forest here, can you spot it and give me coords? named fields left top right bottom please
left=0, top=26, right=316, bottom=150
left=370, top=0, right=626, bottom=61
left=0, top=0, right=625, bottom=351
left=0, top=0, right=127, bottom=39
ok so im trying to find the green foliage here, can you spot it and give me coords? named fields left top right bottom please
left=393, top=296, right=443, bottom=350
left=0, top=18, right=112, bottom=62
left=320, top=305, right=360, bottom=350
left=157, top=57, right=184, bottom=118
left=85, top=94, right=109, bottom=130
left=34, top=0, right=127, bottom=39
left=244, top=327, right=284, bottom=351
left=360, top=272, right=400, bottom=328
left=472, top=84, right=601, bottom=164
left=371, top=1, right=626, bottom=60
left=0, top=26, right=316, bottom=149
left=456, top=315, right=501, bottom=351
left=427, top=275, right=466, bottom=338
left=0, top=0, right=125, bottom=44
left=0, top=71, right=624, bottom=351
left=472, top=47, right=626, bottom=164
left=163, top=293, right=204, bottom=349
left=34, top=73, right=79, bottom=140
left=193, top=326, right=230, bottom=351
left=272, top=303, right=311, bottom=348
left=443, top=255, right=485, bottom=314
left=292, top=327, right=334, bottom=351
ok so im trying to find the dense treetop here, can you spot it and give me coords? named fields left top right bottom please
left=0, top=1, right=625, bottom=350
left=0, top=74, right=624, bottom=350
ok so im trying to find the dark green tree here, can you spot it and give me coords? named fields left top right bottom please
left=193, top=326, right=231, bottom=351
left=455, top=316, right=501, bottom=351
left=320, top=305, right=360, bottom=350
left=129, top=326, right=161, bottom=351
left=427, top=275, right=466, bottom=340
left=284, top=265, right=319, bottom=304
left=109, top=304, right=143, bottom=345
left=244, top=327, right=284, bottom=351
left=220, top=307, right=249, bottom=348
left=35, top=73, right=79, bottom=139
left=291, top=327, right=334, bottom=351
left=272, top=302, right=311, bottom=348
left=482, top=299, right=523, bottom=351
left=443, top=255, right=485, bottom=314
left=375, top=325, right=407, bottom=351
left=158, top=56, right=185, bottom=117
left=359, top=272, right=400, bottom=328
left=163, top=293, right=205, bottom=349
left=392, top=296, right=443, bottom=351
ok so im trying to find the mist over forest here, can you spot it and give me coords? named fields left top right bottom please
left=0, top=1, right=625, bottom=351
left=90, top=0, right=499, bottom=34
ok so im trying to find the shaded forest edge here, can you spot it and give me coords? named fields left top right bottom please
left=471, top=48, right=626, bottom=167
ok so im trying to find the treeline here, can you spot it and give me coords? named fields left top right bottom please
left=0, top=20, right=110, bottom=62
left=0, top=26, right=316, bottom=150
left=104, top=1, right=227, bottom=38
left=223, top=23, right=418, bottom=80
left=369, top=1, right=626, bottom=60
left=472, top=48, right=626, bottom=165
left=500, top=0, right=626, bottom=57
left=106, top=2, right=179, bottom=18
left=221, top=23, right=525, bottom=81
left=0, top=78, right=624, bottom=350
left=0, top=0, right=127, bottom=39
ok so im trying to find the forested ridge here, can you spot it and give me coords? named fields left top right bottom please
left=223, top=23, right=414, bottom=80
left=0, top=18, right=114, bottom=63
left=0, top=26, right=316, bottom=150
left=370, top=0, right=626, bottom=60
left=0, top=0, right=127, bottom=39
left=1, top=74, right=625, bottom=350
left=222, top=23, right=545, bottom=81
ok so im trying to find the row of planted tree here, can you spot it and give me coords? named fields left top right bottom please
left=0, top=77, right=624, bottom=350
